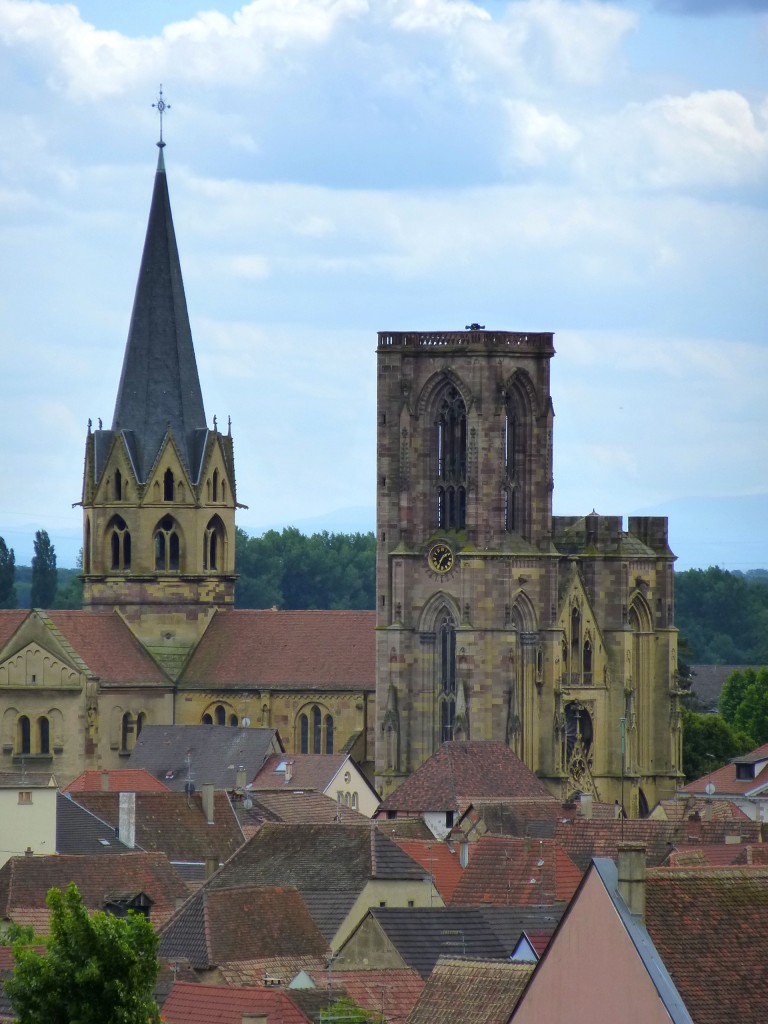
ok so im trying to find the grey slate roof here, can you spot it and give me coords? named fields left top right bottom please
left=361, top=906, right=531, bottom=979
left=56, top=793, right=132, bottom=855
left=127, top=724, right=281, bottom=791
left=94, top=146, right=208, bottom=485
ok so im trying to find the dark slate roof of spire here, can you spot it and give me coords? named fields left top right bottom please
left=110, top=145, right=208, bottom=483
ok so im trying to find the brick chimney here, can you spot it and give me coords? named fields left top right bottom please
left=235, top=766, right=247, bottom=794
left=119, top=791, right=136, bottom=849
left=101, top=770, right=110, bottom=792
left=205, top=856, right=219, bottom=879
left=285, top=760, right=294, bottom=784
left=202, top=783, right=215, bottom=824
left=617, top=842, right=646, bottom=920
left=579, top=793, right=593, bottom=820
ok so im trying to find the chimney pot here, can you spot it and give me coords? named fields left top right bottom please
left=202, top=783, right=215, bottom=824
left=617, top=842, right=646, bottom=920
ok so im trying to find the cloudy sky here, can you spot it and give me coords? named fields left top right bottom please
left=0, top=0, right=766, bottom=571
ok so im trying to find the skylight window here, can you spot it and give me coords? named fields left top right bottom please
left=274, top=760, right=288, bottom=773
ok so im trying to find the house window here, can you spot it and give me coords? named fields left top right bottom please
left=18, top=791, right=32, bottom=805
left=736, top=763, right=755, bottom=781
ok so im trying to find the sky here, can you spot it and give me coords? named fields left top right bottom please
left=0, top=0, right=766, bottom=571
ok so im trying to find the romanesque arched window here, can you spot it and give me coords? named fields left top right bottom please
left=434, top=383, right=467, bottom=530
left=154, top=516, right=181, bottom=571
left=202, top=713, right=213, bottom=725
left=312, top=705, right=322, bottom=753
left=17, top=716, right=30, bottom=755
left=299, top=713, right=309, bottom=753
left=108, top=515, right=131, bottom=571
left=215, top=704, right=226, bottom=726
left=229, top=714, right=238, bottom=726
left=136, top=712, right=146, bottom=739
left=37, top=716, right=50, bottom=755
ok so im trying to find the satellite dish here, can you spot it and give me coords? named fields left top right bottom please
left=705, top=782, right=716, bottom=796
left=242, top=717, right=251, bottom=727
left=242, top=797, right=253, bottom=810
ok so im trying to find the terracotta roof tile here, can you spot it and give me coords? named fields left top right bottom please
left=682, top=741, right=768, bottom=796
left=378, top=743, right=554, bottom=812
left=451, top=836, right=581, bottom=906
left=219, top=956, right=329, bottom=987
left=552, top=816, right=761, bottom=873
left=67, top=790, right=244, bottom=863
left=406, top=956, right=534, bottom=1024
left=646, top=866, right=768, bottom=1024
left=320, top=969, right=425, bottom=1022
left=245, top=791, right=368, bottom=827
left=47, top=610, right=171, bottom=686
left=162, top=981, right=312, bottom=1024
left=0, top=611, right=31, bottom=646
left=180, top=610, right=375, bottom=691
left=0, top=852, right=187, bottom=930
left=62, top=769, right=171, bottom=793
left=159, top=886, right=329, bottom=969
left=392, top=839, right=468, bottom=902
left=654, top=795, right=750, bottom=822
left=252, top=753, right=348, bottom=792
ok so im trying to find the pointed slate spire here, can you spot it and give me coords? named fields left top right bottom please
left=111, top=144, right=207, bottom=483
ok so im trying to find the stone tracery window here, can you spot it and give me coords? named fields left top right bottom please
left=154, top=515, right=181, bottom=571
left=204, top=516, right=225, bottom=571
left=434, top=384, right=467, bottom=530
left=438, top=611, right=457, bottom=742
left=502, top=381, right=532, bottom=536
left=108, top=515, right=131, bottom=571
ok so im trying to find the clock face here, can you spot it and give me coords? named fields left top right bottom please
left=428, top=542, right=455, bottom=574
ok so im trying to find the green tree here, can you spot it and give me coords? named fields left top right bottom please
left=319, top=996, right=384, bottom=1023
left=0, top=922, right=37, bottom=946
left=720, top=667, right=768, bottom=746
left=30, top=530, right=57, bottom=608
left=675, top=566, right=768, bottom=664
left=52, top=550, right=84, bottom=610
left=0, top=536, right=17, bottom=608
left=7, top=883, right=161, bottom=1024
left=681, top=707, right=754, bottom=781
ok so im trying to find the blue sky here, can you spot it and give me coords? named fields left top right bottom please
left=0, top=0, right=766, bottom=570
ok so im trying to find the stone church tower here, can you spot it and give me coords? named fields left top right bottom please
left=81, top=143, right=237, bottom=677
left=375, top=330, right=682, bottom=815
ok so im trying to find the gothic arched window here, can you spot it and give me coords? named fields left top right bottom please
left=325, top=714, right=334, bottom=754
left=312, top=705, right=322, bottom=753
left=163, top=468, right=175, bottom=501
left=114, top=469, right=123, bottom=501
left=503, top=384, right=532, bottom=536
left=212, top=469, right=219, bottom=502
left=108, top=515, right=131, bottom=571
left=434, top=384, right=467, bottom=530
left=564, top=702, right=593, bottom=765
left=570, top=607, right=581, bottom=684
left=215, top=704, right=226, bottom=726
left=154, top=516, right=181, bottom=571
left=204, top=516, right=225, bottom=572
left=438, top=612, right=457, bottom=742
left=121, top=712, right=134, bottom=752
left=300, top=713, right=309, bottom=753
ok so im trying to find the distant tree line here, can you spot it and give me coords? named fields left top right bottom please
left=235, top=527, right=376, bottom=610
left=676, top=567, right=768, bottom=664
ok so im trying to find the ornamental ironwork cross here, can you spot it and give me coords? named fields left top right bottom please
left=153, top=85, right=171, bottom=145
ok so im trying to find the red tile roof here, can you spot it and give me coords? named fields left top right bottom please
left=378, top=742, right=555, bottom=812
left=0, top=611, right=28, bottom=645
left=646, top=866, right=768, bottom=1024
left=47, top=610, right=170, bottom=686
left=681, top=741, right=768, bottom=796
left=0, top=852, right=187, bottom=930
left=451, top=836, right=581, bottom=906
left=392, top=838, right=469, bottom=902
left=180, top=610, right=375, bottom=690
left=62, top=769, right=171, bottom=793
left=252, top=754, right=349, bottom=791
left=162, top=981, right=311, bottom=1024
left=66, top=790, right=244, bottom=863
left=320, top=968, right=425, bottom=1022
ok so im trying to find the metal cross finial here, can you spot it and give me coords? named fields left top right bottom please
left=153, top=85, right=171, bottom=147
